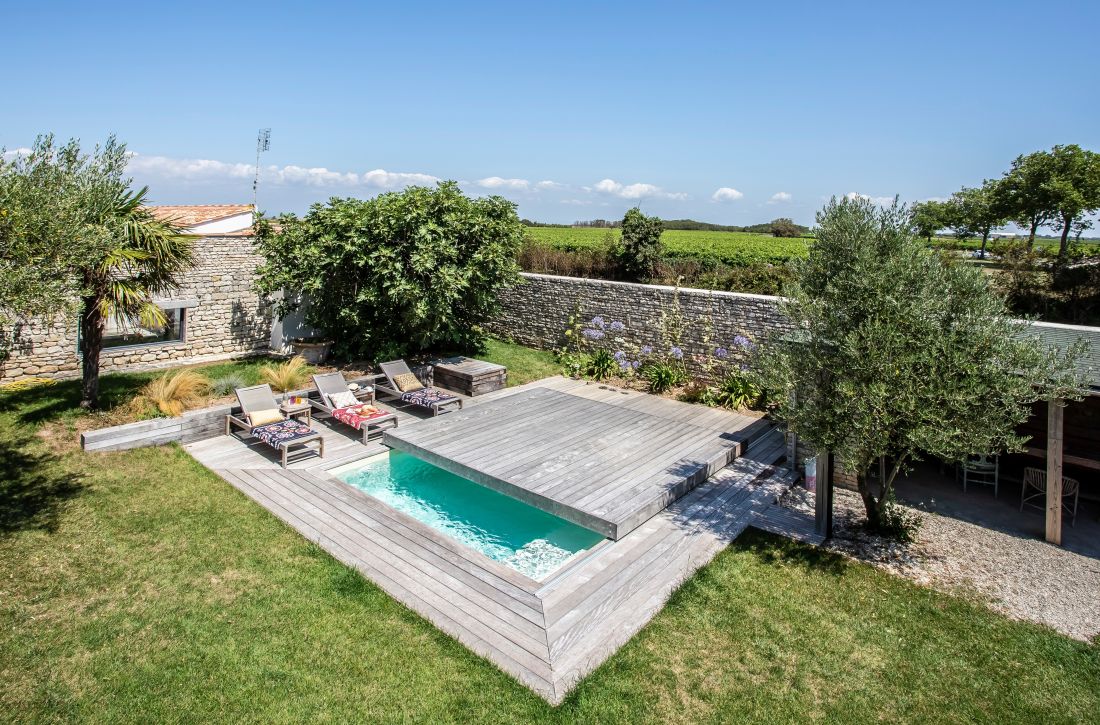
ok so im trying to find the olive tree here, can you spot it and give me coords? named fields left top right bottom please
left=0, top=135, right=123, bottom=332
left=755, top=196, right=1085, bottom=534
left=254, top=181, right=524, bottom=361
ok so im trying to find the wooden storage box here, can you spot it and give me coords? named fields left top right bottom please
left=432, top=357, right=507, bottom=396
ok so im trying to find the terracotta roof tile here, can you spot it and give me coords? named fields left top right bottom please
left=146, top=204, right=253, bottom=228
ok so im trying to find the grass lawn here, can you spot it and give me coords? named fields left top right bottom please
left=2, top=353, right=1098, bottom=722
left=481, top=338, right=560, bottom=386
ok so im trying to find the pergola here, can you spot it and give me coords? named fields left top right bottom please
left=810, top=320, right=1100, bottom=547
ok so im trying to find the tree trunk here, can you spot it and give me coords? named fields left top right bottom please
left=1058, top=213, right=1072, bottom=260
left=856, top=471, right=881, bottom=529
left=79, top=295, right=104, bottom=410
left=1027, top=218, right=1039, bottom=249
left=980, top=230, right=990, bottom=259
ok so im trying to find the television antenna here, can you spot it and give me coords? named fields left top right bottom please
left=252, top=128, right=271, bottom=211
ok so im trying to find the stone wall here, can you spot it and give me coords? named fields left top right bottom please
left=490, top=272, right=794, bottom=374
left=0, top=234, right=272, bottom=382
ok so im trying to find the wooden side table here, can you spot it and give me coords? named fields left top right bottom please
left=280, top=400, right=313, bottom=426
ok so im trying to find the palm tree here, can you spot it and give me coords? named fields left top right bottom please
left=78, top=186, right=193, bottom=409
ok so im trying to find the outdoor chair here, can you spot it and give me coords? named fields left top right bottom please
left=225, top=384, right=324, bottom=468
left=958, top=454, right=998, bottom=496
left=376, top=359, right=463, bottom=416
left=1020, top=466, right=1080, bottom=526
left=310, top=372, right=397, bottom=443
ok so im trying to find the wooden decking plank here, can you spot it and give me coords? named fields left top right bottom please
left=548, top=483, right=774, bottom=672
left=239, top=469, right=551, bottom=660
left=232, top=469, right=554, bottom=674
left=293, top=471, right=544, bottom=612
left=521, top=411, right=701, bottom=498
left=564, top=423, right=738, bottom=512
left=449, top=397, right=643, bottom=479
left=309, top=468, right=542, bottom=598
left=542, top=472, right=759, bottom=625
left=224, top=471, right=557, bottom=697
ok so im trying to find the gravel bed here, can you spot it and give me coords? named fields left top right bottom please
left=780, top=486, right=1100, bottom=643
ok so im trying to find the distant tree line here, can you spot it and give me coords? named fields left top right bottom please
left=910, top=144, right=1100, bottom=260
left=522, top=217, right=811, bottom=237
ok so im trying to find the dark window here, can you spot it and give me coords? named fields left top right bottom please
left=102, top=307, right=186, bottom=349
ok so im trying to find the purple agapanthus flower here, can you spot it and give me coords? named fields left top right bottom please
left=732, top=335, right=753, bottom=349
left=609, top=320, right=624, bottom=332
left=670, top=346, right=683, bottom=360
left=640, top=345, right=653, bottom=355
left=619, top=360, right=632, bottom=371
left=582, top=328, right=605, bottom=340
left=631, top=360, right=640, bottom=370
left=714, top=347, right=728, bottom=359
left=613, top=350, right=627, bottom=361
left=590, top=316, right=606, bottom=329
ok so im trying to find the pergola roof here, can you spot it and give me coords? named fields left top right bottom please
left=1017, top=321, right=1100, bottom=394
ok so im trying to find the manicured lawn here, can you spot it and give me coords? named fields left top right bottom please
left=2, top=360, right=1098, bottom=722
left=481, top=338, right=560, bottom=386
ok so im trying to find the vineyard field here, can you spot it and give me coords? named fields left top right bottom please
left=525, top=226, right=811, bottom=266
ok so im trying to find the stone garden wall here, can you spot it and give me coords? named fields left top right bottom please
left=489, top=272, right=794, bottom=372
left=0, top=234, right=272, bottom=383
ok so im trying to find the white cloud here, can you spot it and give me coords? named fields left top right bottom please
left=1, top=147, right=32, bottom=161
left=476, top=176, right=530, bottom=191
left=711, top=187, right=744, bottom=202
left=125, top=152, right=440, bottom=190
left=535, top=180, right=563, bottom=190
left=560, top=198, right=593, bottom=205
left=591, top=178, right=687, bottom=200
left=359, top=169, right=439, bottom=188
left=846, top=191, right=895, bottom=206
left=769, top=191, right=792, bottom=203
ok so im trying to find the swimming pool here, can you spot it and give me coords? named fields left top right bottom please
left=331, top=451, right=605, bottom=580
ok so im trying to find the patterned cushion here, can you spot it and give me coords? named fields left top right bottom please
left=400, top=387, right=457, bottom=408
left=328, top=390, right=358, bottom=408
left=331, top=404, right=392, bottom=430
left=252, top=419, right=314, bottom=448
left=393, top=372, right=424, bottom=392
left=248, top=408, right=283, bottom=427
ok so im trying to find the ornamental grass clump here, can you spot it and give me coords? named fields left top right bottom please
left=260, top=356, right=310, bottom=394
left=133, top=369, right=208, bottom=417
left=208, top=372, right=248, bottom=397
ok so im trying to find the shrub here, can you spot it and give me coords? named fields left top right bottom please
left=710, top=369, right=763, bottom=410
left=618, top=207, right=664, bottom=281
left=209, top=372, right=248, bottom=397
left=260, top=356, right=310, bottom=394
left=133, top=370, right=208, bottom=417
left=586, top=348, right=618, bottom=381
left=641, top=359, right=687, bottom=393
left=770, top=218, right=803, bottom=238
left=255, top=182, right=525, bottom=361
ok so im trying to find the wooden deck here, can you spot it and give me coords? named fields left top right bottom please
left=384, top=386, right=771, bottom=539
left=184, top=377, right=802, bottom=703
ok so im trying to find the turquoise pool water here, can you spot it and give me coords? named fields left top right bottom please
left=333, top=451, right=605, bottom=580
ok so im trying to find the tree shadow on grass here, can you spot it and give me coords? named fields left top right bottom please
left=4, top=374, right=151, bottom=427
left=736, top=528, right=851, bottom=576
left=0, top=433, right=86, bottom=535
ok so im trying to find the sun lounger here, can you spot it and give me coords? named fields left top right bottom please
left=376, top=360, right=463, bottom=416
left=310, top=372, right=398, bottom=443
left=225, top=383, right=324, bottom=468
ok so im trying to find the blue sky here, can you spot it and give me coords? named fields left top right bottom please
left=4, top=0, right=1098, bottom=225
